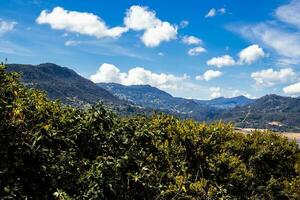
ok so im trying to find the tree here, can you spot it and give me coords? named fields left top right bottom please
left=0, top=63, right=299, bottom=199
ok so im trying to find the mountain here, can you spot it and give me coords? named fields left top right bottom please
left=6, top=63, right=123, bottom=106
left=97, top=83, right=172, bottom=109
left=97, top=82, right=220, bottom=121
left=195, top=96, right=254, bottom=109
left=218, top=94, right=300, bottom=131
left=7, top=63, right=300, bottom=131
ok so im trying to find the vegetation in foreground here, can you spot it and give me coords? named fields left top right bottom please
left=0, top=64, right=300, bottom=200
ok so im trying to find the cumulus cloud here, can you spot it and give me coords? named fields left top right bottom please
left=90, top=63, right=189, bottom=91
left=238, top=44, right=265, bottom=64
left=205, top=8, right=226, bottom=18
left=90, top=63, right=252, bottom=99
left=209, top=87, right=221, bottom=98
left=124, top=6, right=159, bottom=30
left=124, top=5, right=177, bottom=47
left=283, top=82, right=300, bottom=95
left=196, top=70, right=222, bottom=81
left=276, top=0, right=300, bottom=29
left=90, top=63, right=125, bottom=83
left=207, top=55, right=236, bottom=68
left=0, top=20, right=17, bottom=36
left=206, top=45, right=264, bottom=68
left=36, top=6, right=177, bottom=47
left=251, top=68, right=296, bottom=87
left=182, top=35, right=202, bottom=45
left=36, top=7, right=128, bottom=39
left=187, top=46, right=206, bottom=56
left=141, top=22, right=177, bottom=47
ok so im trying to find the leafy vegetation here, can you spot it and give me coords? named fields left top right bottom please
left=1, top=64, right=300, bottom=199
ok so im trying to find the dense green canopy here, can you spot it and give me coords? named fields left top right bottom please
left=0, top=64, right=299, bottom=199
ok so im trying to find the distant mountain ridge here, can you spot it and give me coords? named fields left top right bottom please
left=195, top=95, right=254, bottom=109
left=97, top=82, right=220, bottom=121
left=219, top=94, right=300, bottom=131
left=6, top=63, right=122, bottom=106
left=7, top=63, right=300, bottom=131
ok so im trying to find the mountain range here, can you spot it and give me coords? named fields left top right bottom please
left=98, top=82, right=221, bottom=121
left=218, top=94, right=300, bottom=131
left=6, top=63, right=300, bottom=131
left=7, top=63, right=121, bottom=106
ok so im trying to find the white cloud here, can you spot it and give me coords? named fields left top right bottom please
left=276, top=0, right=300, bottom=29
left=205, top=45, right=264, bottom=68
left=182, top=35, right=202, bottom=45
left=228, top=0, right=300, bottom=64
left=37, top=6, right=177, bottom=47
left=196, top=70, right=222, bottom=81
left=90, top=63, right=255, bottom=99
left=180, top=20, right=189, bottom=28
left=0, top=40, right=32, bottom=56
left=283, top=82, right=300, bottom=95
left=205, top=8, right=216, bottom=18
left=141, top=22, right=177, bottom=47
left=218, top=8, right=227, bottom=15
left=251, top=68, right=296, bottom=87
left=207, top=55, right=236, bottom=68
left=124, top=6, right=160, bottom=30
left=229, top=89, right=252, bottom=99
left=64, top=40, right=81, bottom=46
left=238, top=44, right=265, bottom=64
left=90, top=63, right=189, bottom=91
left=124, top=5, right=177, bottom=47
left=0, top=20, right=17, bottom=36
left=230, top=23, right=300, bottom=60
left=36, top=7, right=128, bottom=39
left=210, top=87, right=221, bottom=98
left=188, top=46, right=206, bottom=56
left=205, top=8, right=226, bottom=18
left=90, top=63, right=125, bottom=83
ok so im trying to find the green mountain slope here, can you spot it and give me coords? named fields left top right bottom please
left=195, top=96, right=254, bottom=109
left=219, top=94, right=300, bottom=131
left=97, top=82, right=220, bottom=121
left=6, top=63, right=122, bottom=106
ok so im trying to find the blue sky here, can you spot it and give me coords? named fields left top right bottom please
left=1, top=0, right=300, bottom=99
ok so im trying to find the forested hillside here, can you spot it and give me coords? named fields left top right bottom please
left=6, top=63, right=300, bottom=132
left=219, top=94, right=300, bottom=132
left=98, top=82, right=220, bottom=121
left=195, top=96, right=254, bottom=109
left=1, top=64, right=300, bottom=199
left=6, top=63, right=122, bottom=106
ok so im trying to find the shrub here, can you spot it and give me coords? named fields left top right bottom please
left=0, top=64, right=299, bottom=199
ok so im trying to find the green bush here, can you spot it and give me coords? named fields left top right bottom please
left=0, top=64, right=299, bottom=199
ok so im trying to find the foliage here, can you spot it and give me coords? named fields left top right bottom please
left=0, top=64, right=300, bottom=199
